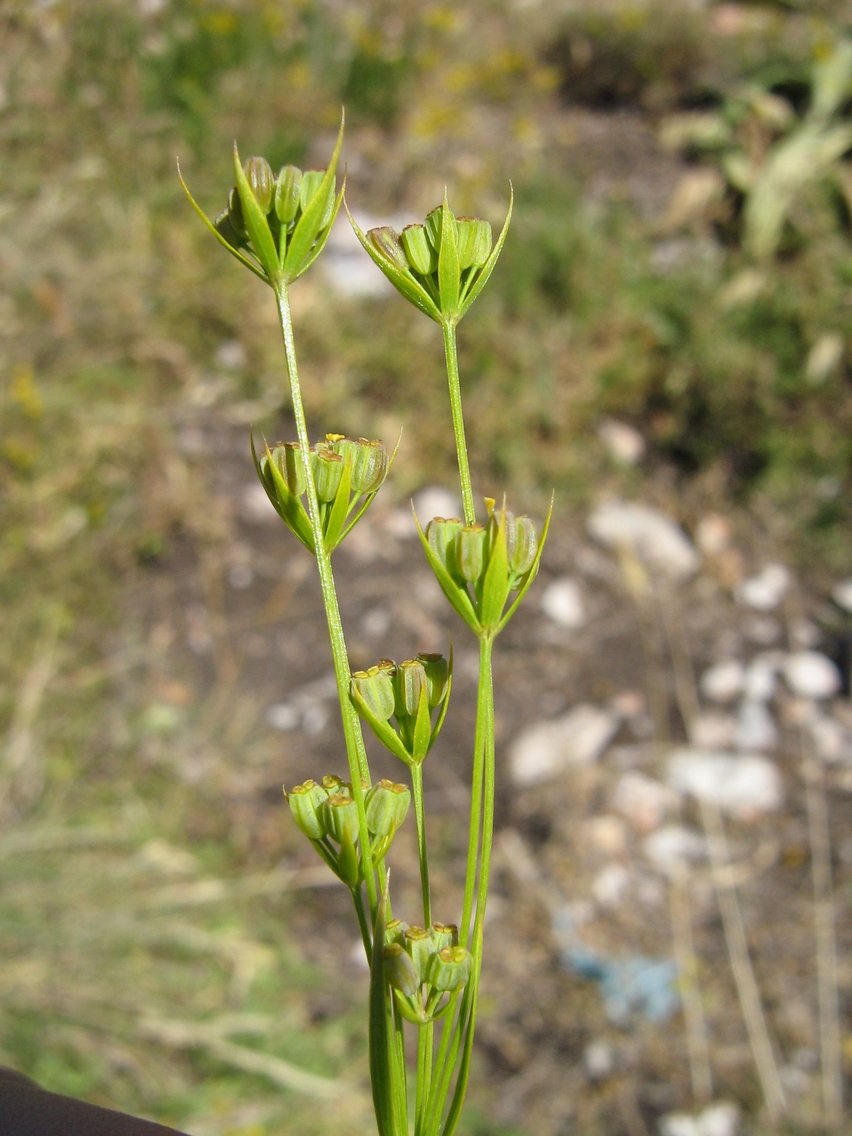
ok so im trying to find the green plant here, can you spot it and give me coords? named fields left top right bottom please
left=181, top=117, right=550, bottom=1136
left=662, top=38, right=852, bottom=257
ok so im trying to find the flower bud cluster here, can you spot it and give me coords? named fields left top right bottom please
left=254, top=433, right=390, bottom=555
left=286, top=775, right=410, bottom=886
left=349, top=193, right=512, bottom=325
left=419, top=498, right=552, bottom=638
left=179, top=120, right=344, bottom=288
left=383, top=919, right=473, bottom=1024
left=350, top=653, right=452, bottom=767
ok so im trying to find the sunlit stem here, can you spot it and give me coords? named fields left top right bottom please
left=274, top=282, right=377, bottom=917
left=411, top=762, right=432, bottom=929
left=441, top=320, right=476, bottom=526
left=459, top=636, right=494, bottom=945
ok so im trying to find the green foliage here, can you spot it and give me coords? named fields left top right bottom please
left=662, top=38, right=852, bottom=256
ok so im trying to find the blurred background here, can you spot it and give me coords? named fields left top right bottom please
left=1, top=2, right=850, bottom=1134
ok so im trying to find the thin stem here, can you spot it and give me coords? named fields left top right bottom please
left=460, top=636, right=494, bottom=945
left=274, top=283, right=377, bottom=916
left=352, top=886, right=372, bottom=959
left=435, top=636, right=494, bottom=1136
left=415, top=1021, right=434, bottom=1136
left=441, top=321, right=476, bottom=526
left=411, top=763, right=432, bottom=928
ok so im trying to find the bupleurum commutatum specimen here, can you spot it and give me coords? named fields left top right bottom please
left=180, top=116, right=551, bottom=1136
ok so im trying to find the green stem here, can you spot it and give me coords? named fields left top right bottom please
left=411, top=763, right=432, bottom=929
left=274, top=283, right=377, bottom=916
left=459, top=636, right=494, bottom=945
left=441, top=321, right=476, bottom=526
left=415, top=1020, right=434, bottom=1136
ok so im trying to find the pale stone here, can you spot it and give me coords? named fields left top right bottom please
left=784, top=651, right=841, bottom=700
left=598, top=418, right=645, bottom=464
left=736, top=563, right=791, bottom=611
left=644, top=825, right=706, bottom=875
left=695, top=512, right=733, bottom=557
left=735, top=700, right=778, bottom=752
left=699, top=659, right=745, bottom=703
left=509, top=705, right=620, bottom=785
left=666, top=748, right=783, bottom=817
left=540, top=576, right=585, bottom=628
left=588, top=500, right=700, bottom=579
left=611, top=772, right=676, bottom=831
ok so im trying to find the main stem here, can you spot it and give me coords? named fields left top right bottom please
left=275, top=283, right=377, bottom=915
left=441, top=321, right=476, bottom=527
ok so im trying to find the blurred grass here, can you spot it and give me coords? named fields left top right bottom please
left=1, top=0, right=850, bottom=1132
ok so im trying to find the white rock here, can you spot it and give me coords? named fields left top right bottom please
left=509, top=705, right=620, bottom=786
left=736, top=563, right=790, bottom=610
left=699, top=659, right=745, bottom=703
left=644, top=825, right=706, bottom=876
left=698, top=1101, right=740, bottom=1136
left=266, top=702, right=299, bottom=732
left=412, top=486, right=462, bottom=524
left=588, top=500, right=700, bottom=580
left=592, top=863, right=631, bottom=907
left=611, top=771, right=676, bottom=831
left=695, top=513, right=733, bottom=557
left=584, top=814, right=628, bottom=855
left=833, top=578, right=852, bottom=614
left=540, top=576, right=585, bottom=628
left=784, top=651, right=841, bottom=700
left=659, top=1114, right=700, bottom=1136
left=583, top=1040, right=615, bottom=1080
left=598, top=418, right=645, bottom=464
left=735, top=700, right=778, bottom=752
left=744, top=655, right=779, bottom=702
left=666, top=748, right=783, bottom=817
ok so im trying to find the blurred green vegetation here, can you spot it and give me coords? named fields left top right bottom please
left=1, top=1, right=849, bottom=1133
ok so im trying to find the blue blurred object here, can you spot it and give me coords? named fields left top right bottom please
left=553, top=908, right=680, bottom=1025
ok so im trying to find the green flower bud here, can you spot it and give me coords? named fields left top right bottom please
left=214, top=206, right=247, bottom=249
left=365, top=779, right=410, bottom=838
left=394, top=658, right=429, bottom=718
left=321, top=774, right=346, bottom=796
left=351, top=664, right=396, bottom=721
left=455, top=524, right=487, bottom=583
left=509, top=514, right=537, bottom=578
left=266, top=442, right=307, bottom=497
left=423, top=205, right=444, bottom=253
left=227, top=187, right=248, bottom=239
left=366, top=226, right=408, bottom=271
left=417, top=653, right=450, bottom=709
left=274, top=164, right=302, bottom=224
left=311, top=446, right=345, bottom=503
left=430, top=922, right=457, bottom=952
left=400, top=224, right=436, bottom=275
left=426, top=945, right=472, bottom=992
left=286, top=779, right=328, bottom=840
left=384, top=943, right=420, bottom=997
left=385, top=919, right=410, bottom=947
left=403, top=925, right=434, bottom=983
left=322, top=793, right=359, bottom=845
left=426, top=517, right=463, bottom=568
left=455, top=217, right=492, bottom=270
left=243, top=156, right=275, bottom=214
left=350, top=438, right=388, bottom=495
